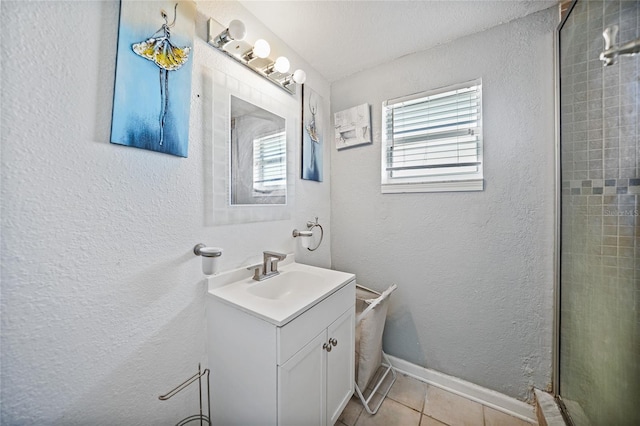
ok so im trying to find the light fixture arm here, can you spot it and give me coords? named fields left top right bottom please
left=207, top=18, right=305, bottom=95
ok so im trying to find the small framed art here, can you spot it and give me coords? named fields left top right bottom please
left=334, top=103, right=371, bottom=150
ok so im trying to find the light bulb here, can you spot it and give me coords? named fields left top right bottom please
left=274, top=56, right=290, bottom=73
left=253, top=39, right=271, bottom=58
left=227, top=19, right=246, bottom=41
left=292, top=69, right=307, bottom=84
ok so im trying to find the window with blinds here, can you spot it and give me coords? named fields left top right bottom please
left=253, top=130, right=286, bottom=196
left=381, top=79, right=483, bottom=193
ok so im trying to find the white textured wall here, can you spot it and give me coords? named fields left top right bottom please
left=0, top=1, right=331, bottom=423
left=330, top=8, right=557, bottom=402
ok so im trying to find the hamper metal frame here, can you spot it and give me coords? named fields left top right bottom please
left=354, top=284, right=398, bottom=414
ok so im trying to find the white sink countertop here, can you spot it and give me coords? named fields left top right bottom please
left=208, top=261, right=355, bottom=326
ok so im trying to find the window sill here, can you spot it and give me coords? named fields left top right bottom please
left=381, top=179, right=484, bottom=194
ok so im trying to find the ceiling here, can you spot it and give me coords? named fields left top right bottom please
left=239, top=0, right=558, bottom=82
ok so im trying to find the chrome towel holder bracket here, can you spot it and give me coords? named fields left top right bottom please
left=292, top=217, right=324, bottom=252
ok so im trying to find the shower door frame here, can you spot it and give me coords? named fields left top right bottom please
left=555, top=3, right=582, bottom=423
left=554, top=2, right=640, bottom=423
left=553, top=0, right=579, bottom=401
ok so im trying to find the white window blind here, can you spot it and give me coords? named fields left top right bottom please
left=381, top=79, right=483, bottom=193
left=253, top=130, right=286, bottom=196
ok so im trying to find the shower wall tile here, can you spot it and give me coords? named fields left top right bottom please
left=560, top=1, right=639, bottom=424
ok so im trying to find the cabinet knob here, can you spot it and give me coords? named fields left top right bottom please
left=330, top=338, right=338, bottom=347
left=323, top=342, right=332, bottom=352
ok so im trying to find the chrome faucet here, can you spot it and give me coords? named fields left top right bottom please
left=247, top=251, right=287, bottom=281
left=600, top=25, right=640, bottom=66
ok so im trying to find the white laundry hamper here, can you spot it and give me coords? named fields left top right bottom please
left=354, top=283, right=398, bottom=414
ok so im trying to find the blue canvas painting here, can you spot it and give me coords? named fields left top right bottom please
left=111, top=0, right=195, bottom=157
left=301, top=85, right=324, bottom=181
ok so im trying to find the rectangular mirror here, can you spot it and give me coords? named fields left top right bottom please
left=230, top=96, right=286, bottom=205
left=209, top=69, right=296, bottom=225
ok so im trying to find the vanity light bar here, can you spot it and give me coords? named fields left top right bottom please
left=207, top=18, right=306, bottom=95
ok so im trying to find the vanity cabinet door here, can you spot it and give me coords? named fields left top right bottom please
left=326, top=308, right=355, bottom=425
left=278, top=331, right=327, bottom=426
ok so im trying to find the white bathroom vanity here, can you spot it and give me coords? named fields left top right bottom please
left=206, top=261, right=356, bottom=425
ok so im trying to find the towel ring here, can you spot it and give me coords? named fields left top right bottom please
left=293, top=217, right=324, bottom=251
left=306, top=219, right=323, bottom=252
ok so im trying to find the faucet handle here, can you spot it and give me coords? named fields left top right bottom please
left=603, top=25, right=618, bottom=50
left=247, top=263, right=262, bottom=280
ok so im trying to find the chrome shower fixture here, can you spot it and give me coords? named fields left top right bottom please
left=599, top=25, right=640, bottom=66
left=207, top=18, right=306, bottom=95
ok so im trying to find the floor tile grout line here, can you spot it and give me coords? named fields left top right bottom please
left=348, top=373, right=537, bottom=426
left=353, top=397, right=363, bottom=426
left=482, top=403, right=487, bottom=426
left=418, top=384, right=427, bottom=425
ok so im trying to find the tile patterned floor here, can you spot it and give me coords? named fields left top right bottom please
left=337, top=373, right=537, bottom=426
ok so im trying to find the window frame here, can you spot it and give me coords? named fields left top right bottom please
left=381, top=79, right=484, bottom=194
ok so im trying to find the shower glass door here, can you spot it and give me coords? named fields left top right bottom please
left=558, top=1, right=639, bottom=425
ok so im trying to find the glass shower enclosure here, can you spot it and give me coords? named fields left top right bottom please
left=557, top=1, right=639, bottom=425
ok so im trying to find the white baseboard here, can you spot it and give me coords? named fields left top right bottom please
left=387, top=355, right=537, bottom=424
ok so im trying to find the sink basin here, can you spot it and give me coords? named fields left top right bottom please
left=247, top=270, right=324, bottom=300
left=208, top=261, right=355, bottom=326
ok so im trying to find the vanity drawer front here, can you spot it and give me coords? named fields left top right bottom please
left=277, top=280, right=355, bottom=365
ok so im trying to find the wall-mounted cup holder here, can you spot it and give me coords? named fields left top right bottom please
left=194, top=244, right=223, bottom=275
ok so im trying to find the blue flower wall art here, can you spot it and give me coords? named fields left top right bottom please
left=111, top=0, right=195, bottom=157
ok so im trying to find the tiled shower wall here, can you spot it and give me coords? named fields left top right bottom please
left=559, top=1, right=639, bottom=425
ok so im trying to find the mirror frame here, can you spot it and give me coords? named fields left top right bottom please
left=211, top=69, right=296, bottom=225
